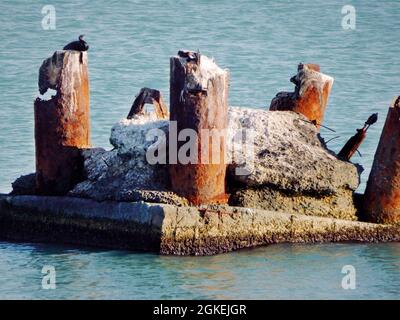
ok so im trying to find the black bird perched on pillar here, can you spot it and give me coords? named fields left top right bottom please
left=63, top=35, right=89, bottom=51
left=364, top=113, right=378, bottom=128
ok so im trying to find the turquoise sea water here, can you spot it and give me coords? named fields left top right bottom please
left=1, top=242, right=399, bottom=300
left=0, top=0, right=399, bottom=299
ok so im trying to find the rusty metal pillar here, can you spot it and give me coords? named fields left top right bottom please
left=337, top=113, right=378, bottom=161
left=363, top=97, right=400, bottom=224
left=34, top=50, right=90, bottom=195
left=270, top=63, right=334, bottom=130
left=169, top=50, right=229, bottom=205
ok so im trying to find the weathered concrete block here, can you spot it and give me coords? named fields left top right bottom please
left=227, top=107, right=360, bottom=203
left=10, top=173, right=36, bottom=195
left=67, top=116, right=189, bottom=205
left=1, top=195, right=398, bottom=256
left=229, top=188, right=358, bottom=221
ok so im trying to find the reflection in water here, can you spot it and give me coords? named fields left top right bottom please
left=1, top=242, right=398, bottom=299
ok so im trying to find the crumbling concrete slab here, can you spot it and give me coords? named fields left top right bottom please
left=0, top=194, right=398, bottom=256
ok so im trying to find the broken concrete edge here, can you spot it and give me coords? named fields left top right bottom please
left=0, top=194, right=164, bottom=252
left=1, top=194, right=399, bottom=256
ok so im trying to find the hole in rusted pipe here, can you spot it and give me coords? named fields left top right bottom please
left=37, top=88, right=58, bottom=102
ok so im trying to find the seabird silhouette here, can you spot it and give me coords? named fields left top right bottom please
left=63, top=35, right=89, bottom=51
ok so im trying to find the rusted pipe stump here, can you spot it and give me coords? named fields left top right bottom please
left=363, top=97, right=400, bottom=224
left=169, top=51, right=229, bottom=205
left=338, top=113, right=378, bottom=161
left=337, top=129, right=366, bottom=161
left=270, top=63, right=334, bottom=130
left=127, top=87, right=169, bottom=120
left=34, top=50, right=90, bottom=195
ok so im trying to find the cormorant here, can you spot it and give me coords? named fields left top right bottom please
left=63, top=35, right=89, bottom=51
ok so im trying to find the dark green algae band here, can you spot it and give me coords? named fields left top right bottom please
left=0, top=194, right=399, bottom=256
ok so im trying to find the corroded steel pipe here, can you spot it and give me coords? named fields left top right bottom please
left=127, top=87, right=169, bottom=120
left=169, top=51, right=229, bottom=205
left=270, top=63, right=334, bottom=130
left=364, top=97, right=400, bottom=224
left=338, top=114, right=378, bottom=161
left=338, top=128, right=367, bottom=161
left=34, top=50, right=90, bottom=195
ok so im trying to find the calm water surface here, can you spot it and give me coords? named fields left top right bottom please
left=0, top=242, right=399, bottom=299
left=0, top=0, right=399, bottom=299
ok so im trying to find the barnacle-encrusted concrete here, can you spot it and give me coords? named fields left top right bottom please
left=0, top=194, right=398, bottom=256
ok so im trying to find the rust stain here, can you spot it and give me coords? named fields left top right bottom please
left=364, top=97, right=400, bottom=224
left=269, top=63, right=333, bottom=130
left=169, top=52, right=229, bottom=205
left=35, top=51, right=90, bottom=195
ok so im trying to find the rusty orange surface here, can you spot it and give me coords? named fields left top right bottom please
left=35, top=53, right=90, bottom=195
left=269, top=64, right=333, bottom=130
left=169, top=55, right=229, bottom=205
left=364, top=100, right=400, bottom=224
left=295, top=81, right=332, bottom=129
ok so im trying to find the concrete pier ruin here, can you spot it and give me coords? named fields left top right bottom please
left=1, top=194, right=399, bottom=255
left=1, top=49, right=399, bottom=256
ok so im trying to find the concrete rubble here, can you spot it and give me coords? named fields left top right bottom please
left=66, top=107, right=361, bottom=220
left=227, top=107, right=360, bottom=220
left=69, top=114, right=188, bottom=206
